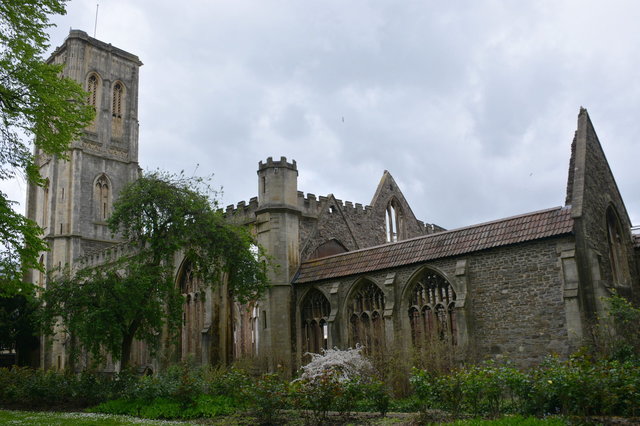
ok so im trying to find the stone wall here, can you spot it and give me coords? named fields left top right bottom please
left=295, top=235, right=574, bottom=367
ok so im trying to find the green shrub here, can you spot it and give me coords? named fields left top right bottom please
left=244, top=373, right=289, bottom=424
left=411, top=356, right=640, bottom=418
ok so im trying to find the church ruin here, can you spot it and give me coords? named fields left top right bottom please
left=28, top=30, right=640, bottom=373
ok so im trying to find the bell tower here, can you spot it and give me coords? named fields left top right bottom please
left=25, top=30, right=142, bottom=369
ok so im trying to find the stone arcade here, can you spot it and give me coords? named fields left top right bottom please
left=29, top=31, right=639, bottom=373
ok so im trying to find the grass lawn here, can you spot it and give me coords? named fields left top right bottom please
left=1, top=409, right=574, bottom=425
left=0, top=410, right=196, bottom=425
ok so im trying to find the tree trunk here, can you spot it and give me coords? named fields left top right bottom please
left=120, top=318, right=140, bottom=371
left=120, top=332, right=134, bottom=371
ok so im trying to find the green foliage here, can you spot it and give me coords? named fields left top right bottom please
left=0, top=0, right=94, bottom=295
left=446, top=415, right=568, bottom=425
left=243, top=373, right=289, bottom=424
left=604, top=293, right=640, bottom=361
left=411, top=357, right=640, bottom=418
left=0, top=292, right=39, bottom=364
left=0, top=367, right=120, bottom=409
left=108, top=171, right=269, bottom=303
left=42, top=172, right=270, bottom=368
left=91, top=394, right=236, bottom=420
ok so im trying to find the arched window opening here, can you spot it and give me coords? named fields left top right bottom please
left=301, top=289, right=330, bottom=359
left=347, top=281, right=385, bottom=354
left=111, top=81, right=124, bottom=138
left=385, top=199, right=404, bottom=242
left=87, top=73, right=99, bottom=109
left=408, top=269, right=457, bottom=348
left=94, top=174, right=111, bottom=221
left=606, top=207, right=630, bottom=287
left=112, top=82, right=123, bottom=118
left=308, top=239, right=348, bottom=260
left=178, top=260, right=204, bottom=363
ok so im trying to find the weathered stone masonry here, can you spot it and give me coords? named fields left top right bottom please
left=29, top=32, right=639, bottom=373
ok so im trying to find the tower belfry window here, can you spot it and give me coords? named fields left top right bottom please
left=112, top=82, right=123, bottom=118
left=87, top=74, right=99, bottom=109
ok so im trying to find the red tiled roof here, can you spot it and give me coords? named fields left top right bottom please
left=294, top=206, right=574, bottom=283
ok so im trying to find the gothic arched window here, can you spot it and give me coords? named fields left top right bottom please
left=301, top=289, right=331, bottom=356
left=112, top=82, right=124, bottom=118
left=93, top=174, right=111, bottom=221
left=385, top=199, right=404, bottom=242
left=606, top=206, right=630, bottom=287
left=347, top=281, right=385, bottom=353
left=178, top=260, right=204, bottom=363
left=87, top=73, right=100, bottom=109
left=408, top=269, right=457, bottom=348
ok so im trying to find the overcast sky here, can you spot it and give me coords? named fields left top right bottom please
left=3, top=1, right=639, bottom=230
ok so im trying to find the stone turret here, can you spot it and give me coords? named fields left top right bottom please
left=255, top=156, right=300, bottom=373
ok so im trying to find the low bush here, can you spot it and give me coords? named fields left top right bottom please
left=411, top=356, right=640, bottom=418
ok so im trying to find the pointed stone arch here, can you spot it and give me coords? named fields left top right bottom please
left=300, top=288, right=331, bottom=357
left=343, top=278, right=386, bottom=354
left=86, top=72, right=101, bottom=109
left=93, top=173, right=112, bottom=222
left=308, top=238, right=348, bottom=260
left=385, top=197, right=405, bottom=242
left=176, top=258, right=205, bottom=363
left=401, top=265, right=468, bottom=354
left=111, top=80, right=126, bottom=138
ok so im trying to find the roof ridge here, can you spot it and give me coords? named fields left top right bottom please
left=300, top=205, right=570, bottom=264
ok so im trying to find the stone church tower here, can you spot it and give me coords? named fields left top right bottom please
left=25, top=30, right=142, bottom=369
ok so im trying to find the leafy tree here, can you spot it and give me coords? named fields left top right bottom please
left=0, top=0, right=94, bottom=295
left=42, top=172, right=269, bottom=369
left=0, top=291, right=40, bottom=365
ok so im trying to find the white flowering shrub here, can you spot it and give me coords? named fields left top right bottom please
left=296, top=345, right=374, bottom=383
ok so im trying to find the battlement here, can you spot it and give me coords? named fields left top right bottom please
left=258, top=156, right=297, bottom=171
left=298, top=192, right=370, bottom=216
left=76, top=242, right=137, bottom=269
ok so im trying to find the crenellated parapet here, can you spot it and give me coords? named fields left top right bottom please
left=76, top=242, right=136, bottom=270
left=258, top=156, right=297, bottom=172
left=223, top=197, right=259, bottom=224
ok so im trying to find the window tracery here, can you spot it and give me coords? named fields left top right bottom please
left=87, top=73, right=100, bottom=109
left=385, top=199, right=404, bottom=242
left=408, top=269, right=457, bottom=347
left=178, top=261, right=204, bottom=363
left=112, top=82, right=123, bottom=118
left=301, top=289, right=330, bottom=356
left=94, top=174, right=111, bottom=221
left=347, top=281, right=385, bottom=353
left=111, top=81, right=124, bottom=138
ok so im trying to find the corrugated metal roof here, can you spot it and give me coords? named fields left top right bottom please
left=294, top=206, right=574, bottom=283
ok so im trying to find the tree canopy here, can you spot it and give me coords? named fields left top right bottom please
left=43, top=172, right=270, bottom=369
left=0, top=0, right=94, bottom=295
